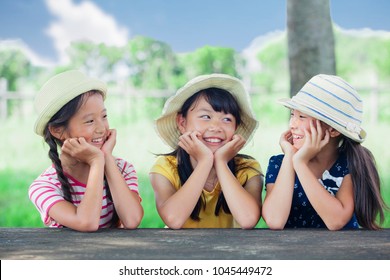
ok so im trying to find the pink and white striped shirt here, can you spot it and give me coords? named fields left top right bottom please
left=28, top=158, right=139, bottom=228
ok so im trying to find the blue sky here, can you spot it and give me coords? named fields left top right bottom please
left=1, top=0, right=390, bottom=65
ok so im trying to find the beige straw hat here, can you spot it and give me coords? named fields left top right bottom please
left=155, top=73, right=259, bottom=149
left=34, top=70, right=107, bottom=136
left=278, top=74, right=366, bottom=143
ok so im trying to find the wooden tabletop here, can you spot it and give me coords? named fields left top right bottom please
left=1, top=227, right=389, bottom=260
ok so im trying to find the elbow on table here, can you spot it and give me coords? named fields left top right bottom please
left=122, top=214, right=143, bottom=230
left=162, top=214, right=185, bottom=230
left=165, top=221, right=183, bottom=230
left=262, top=210, right=285, bottom=229
left=265, top=223, right=285, bottom=230
left=239, top=213, right=260, bottom=229
left=325, top=221, right=346, bottom=231
left=240, top=222, right=257, bottom=230
left=262, top=215, right=286, bottom=230
left=76, top=220, right=100, bottom=232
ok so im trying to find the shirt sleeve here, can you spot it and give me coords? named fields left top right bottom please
left=149, top=156, right=178, bottom=188
left=236, top=157, right=262, bottom=185
left=115, top=158, right=139, bottom=194
left=28, top=178, right=65, bottom=226
left=265, top=155, right=284, bottom=187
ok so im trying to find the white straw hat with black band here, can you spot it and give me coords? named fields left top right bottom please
left=34, top=70, right=107, bottom=137
left=155, top=73, right=259, bottom=149
left=278, top=74, right=366, bottom=143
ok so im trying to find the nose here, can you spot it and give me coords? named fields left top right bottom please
left=95, top=120, right=106, bottom=134
left=208, top=120, right=222, bottom=132
left=289, top=115, right=298, bottom=129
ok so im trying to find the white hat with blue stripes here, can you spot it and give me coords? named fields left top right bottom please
left=278, top=74, right=366, bottom=143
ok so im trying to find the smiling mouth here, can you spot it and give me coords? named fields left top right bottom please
left=204, top=137, right=223, bottom=143
left=91, top=137, right=105, bottom=144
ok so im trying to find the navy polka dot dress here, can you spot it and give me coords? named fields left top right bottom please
left=265, top=154, right=359, bottom=229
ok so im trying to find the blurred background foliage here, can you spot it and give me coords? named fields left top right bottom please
left=2, top=26, right=390, bottom=103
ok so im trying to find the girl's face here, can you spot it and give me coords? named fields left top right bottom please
left=178, top=96, right=237, bottom=152
left=63, top=93, right=109, bottom=149
left=289, top=109, right=328, bottom=149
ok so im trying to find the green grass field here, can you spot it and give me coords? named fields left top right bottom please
left=1, top=95, right=389, bottom=228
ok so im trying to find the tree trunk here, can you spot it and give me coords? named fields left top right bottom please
left=287, top=0, right=336, bottom=97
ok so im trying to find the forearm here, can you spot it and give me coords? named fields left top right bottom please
left=262, top=154, right=295, bottom=229
left=158, top=160, right=213, bottom=229
left=75, top=159, right=105, bottom=230
left=215, top=160, right=260, bottom=229
left=294, top=161, right=353, bottom=230
left=104, top=155, right=143, bottom=229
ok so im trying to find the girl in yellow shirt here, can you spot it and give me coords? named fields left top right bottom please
left=150, top=74, right=263, bottom=229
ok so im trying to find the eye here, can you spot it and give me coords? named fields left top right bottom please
left=223, top=117, right=233, bottom=122
left=299, top=113, right=308, bottom=119
left=85, top=119, right=94, bottom=124
left=200, top=115, right=210, bottom=119
left=290, top=111, right=305, bottom=119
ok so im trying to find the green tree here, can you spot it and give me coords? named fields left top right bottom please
left=376, top=39, right=390, bottom=78
left=124, top=36, right=183, bottom=90
left=121, top=36, right=185, bottom=120
left=335, top=29, right=390, bottom=81
left=0, top=49, right=31, bottom=91
left=254, top=35, right=288, bottom=93
left=0, top=48, right=33, bottom=117
left=181, top=46, right=238, bottom=78
left=65, top=41, right=124, bottom=80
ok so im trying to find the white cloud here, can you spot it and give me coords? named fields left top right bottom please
left=45, top=0, right=129, bottom=64
left=334, top=25, right=390, bottom=38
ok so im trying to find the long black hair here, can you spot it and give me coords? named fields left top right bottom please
left=339, top=137, right=388, bottom=229
left=165, top=87, right=260, bottom=221
left=43, top=90, right=119, bottom=227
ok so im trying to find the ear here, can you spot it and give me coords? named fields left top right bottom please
left=176, top=114, right=187, bottom=134
left=328, top=127, right=341, bottom=138
left=48, top=126, right=66, bottom=141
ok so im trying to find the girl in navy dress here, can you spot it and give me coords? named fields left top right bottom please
left=262, top=74, right=387, bottom=230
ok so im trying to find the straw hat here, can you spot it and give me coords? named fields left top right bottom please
left=34, top=70, right=107, bottom=136
left=279, top=74, right=366, bottom=143
left=155, top=73, right=259, bottom=149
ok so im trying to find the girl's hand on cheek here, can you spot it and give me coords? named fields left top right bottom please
left=101, top=129, right=116, bottom=156
left=178, top=131, right=213, bottom=162
left=214, top=134, right=245, bottom=163
left=280, top=129, right=296, bottom=155
left=293, top=120, right=330, bottom=164
left=61, top=137, right=103, bottom=166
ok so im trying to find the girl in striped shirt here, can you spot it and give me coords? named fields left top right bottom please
left=29, top=70, right=143, bottom=231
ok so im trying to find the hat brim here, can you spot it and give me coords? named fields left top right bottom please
left=34, top=78, right=107, bottom=136
left=278, top=98, right=366, bottom=143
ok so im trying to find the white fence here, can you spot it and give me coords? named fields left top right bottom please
left=0, top=83, right=387, bottom=123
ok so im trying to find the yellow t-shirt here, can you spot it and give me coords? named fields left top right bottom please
left=150, top=155, right=261, bottom=228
